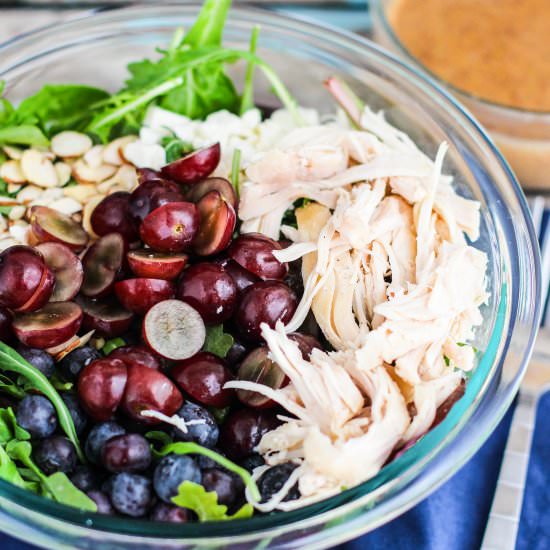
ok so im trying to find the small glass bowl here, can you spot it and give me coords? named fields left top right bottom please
left=371, top=0, right=550, bottom=191
left=0, top=4, right=541, bottom=549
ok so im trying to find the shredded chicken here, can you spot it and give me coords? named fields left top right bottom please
left=226, top=104, right=488, bottom=511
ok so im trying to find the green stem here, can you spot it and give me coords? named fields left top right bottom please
left=231, top=148, right=241, bottom=197
left=240, top=26, right=260, bottom=115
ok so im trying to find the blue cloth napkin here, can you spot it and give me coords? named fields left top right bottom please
left=1, top=393, right=548, bottom=550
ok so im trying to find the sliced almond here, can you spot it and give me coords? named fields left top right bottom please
left=72, top=159, right=117, bottom=184
left=8, top=222, right=30, bottom=244
left=83, top=145, right=105, bottom=168
left=51, top=131, right=93, bottom=158
left=115, top=164, right=138, bottom=191
left=49, top=197, right=82, bottom=216
left=8, top=205, right=26, bottom=221
left=63, top=183, right=97, bottom=203
left=103, top=135, right=138, bottom=165
left=0, top=216, right=8, bottom=232
left=0, top=197, right=19, bottom=207
left=1, top=160, right=26, bottom=184
left=17, top=185, right=42, bottom=204
left=54, top=162, right=72, bottom=186
left=3, top=146, right=23, bottom=160
left=20, top=149, right=59, bottom=188
left=82, top=194, right=104, bottom=238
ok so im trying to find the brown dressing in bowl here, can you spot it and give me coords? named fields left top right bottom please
left=389, top=0, right=550, bottom=112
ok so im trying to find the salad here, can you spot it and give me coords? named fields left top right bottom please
left=0, top=0, right=487, bottom=523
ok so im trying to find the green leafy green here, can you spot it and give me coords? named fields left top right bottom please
left=0, top=374, right=26, bottom=399
left=50, top=373, right=73, bottom=392
left=203, top=325, right=234, bottom=358
left=231, top=148, right=241, bottom=197
left=154, top=441, right=260, bottom=501
left=172, top=481, right=253, bottom=521
left=145, top=430, right=173, bottom=447
left=183, top=0, right=231, bottom=48
left=0, top=407, right=30, bottom=444
left=0, top=445, right=29, bottom=490
left=102, top=337, right=126, bottom=355
left=161, top=135, right=193, bottom=163
left=240, top=26, right=260, bottom=115
left=0, top=125, right=49, bottom=147
left=0, top=342, right=84, bottom=462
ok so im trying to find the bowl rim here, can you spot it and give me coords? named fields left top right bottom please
left=370, top=0, right=550, bottom=118
left=0, top=2, right=542, bottom=544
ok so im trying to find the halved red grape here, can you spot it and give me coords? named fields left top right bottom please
left=0, top=307, right=14, bottom=343
left=139, top=202, right=199, bottom=253
left=13, top=302, right=82, bottom=349
left=216, top=258, right=260, bottom=294
left=288, top=333, right=322, bottom=360
left=193, top=191, right=236, bottom=256
left=219, top=409, right=280, bottom=460
left=30, top=206, right=88, bottom=252
left=160, top=143, right=220, bottom=184
left=108, top=345, right=161, bottom=371
left=128, top=180, right=185, bottom=226
left=114, top=278, right=175, bottom=315
left=432, top=380, right=466, bottom=428
left=77, top=295, right=135, bottom=338
left=36, top=242, right=84, bottom=302
left=15, top=264, right=55, bottom=313
left=228, top=233, right=288, bottom=281
left=235, top=347, right=287, bottom=408
left=186, top=177, right=237, bottom=210
left=81, top=233, right=125, bottom=298
left=137, top=167, right=161, bottom=184
left=142, top=300, right=205, bottom=361
left=0, top=246, right=49, bottom=310
left=91, top=192, right=139, bottom=244
left=177, top=263, right=237, bottom=325
left=127, top=249, right=188, bottom=281
left=235, top=281, right=298, bottom=342
left=172, top=352, right=234, bottom=408
left=121, top=364, right=183, bottom=423
left=77, top=358, right=128, bottom=421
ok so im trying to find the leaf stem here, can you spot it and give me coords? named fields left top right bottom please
left=240, top=26, right=260, bottom=115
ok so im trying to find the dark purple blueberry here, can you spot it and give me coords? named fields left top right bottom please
left=101, top=433, right=152, bottom=473
left=61, top=393, right=88, bottom=435
left=153, top=454, right=201, bottom=503
left=85, top=421, right=126, bottom=464
left=34, top=436, right=77, bottom=475
left=16, top=395, right=57, bottom=439
left=225, top=340, right=248, bottom=368
left=258, top=463, right=300, bottom=503
left=87, top=490, right=115, bottom=515
left=59, top=345, right=101, bottom=381
left=109, top=473, right=154, bottom=517
left=172, top=402, right=219, bottom=448
left=149, top=503, right=190, bottom=523
left=202, top=468, right=244, bottom=507
left=16, top=345, right=55, bottom=378
left=70, top=465, right=99, bottom=493
left=239, top=453, right=265, bottom=473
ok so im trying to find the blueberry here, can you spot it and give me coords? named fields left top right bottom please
left=239, top=453, right=265, bottom=473
left=16, top=395, right=57, bottom=439
left=61, top=393, right=88, bottom=435
left=202, top=468, right=243, bottom=507
left=87, top=490, right=115, bottom=515
left=101, top=433, right=151, bottom=473
left=85, top=421, right=126, bottom=464
left=153, top=454, right=201, bottom=503
left=16, top=346, right=55, bottom=378
left=70, top=465, right=99, bottom=492
left=60, top=345, right=101, bottom=381
left=109, top=473, right=153, bottom=517
left=257, top=463, right=300, bottom=503
left=149, top=503, right=190, bottom=523
left=34, top=436, right=77, bottom=475
left=172, top=402, right=219, bottom=448
left=194, top=450, right=223, bottom=470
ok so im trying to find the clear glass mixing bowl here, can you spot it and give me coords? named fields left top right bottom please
left=0, top=4, right=542, bottom=549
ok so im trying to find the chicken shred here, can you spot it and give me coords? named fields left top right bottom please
left=227, top=104, right=488, bottom=510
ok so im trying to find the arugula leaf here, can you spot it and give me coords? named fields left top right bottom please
left=0, top=81, right=14, bottom=126
left=153, top=441, right=260, bottom=501
left=0, top=374, right=26, bottom=399
left=144, top=430, right=173, bottom=447
left=182, top=0, right=231, bottom=49
left=0, top=444, right=29, bottom=490
left=9, top=84, right=109, bottom=136
left=161, top=135, right=193, bottom=163
left=0, top=407, right=30, bottom=444
left=0, top=125, right=49, bottom=147
left=101, top=337, right=126, bottom=356
left=172, top=481, right=253, bottom=521
left=231, top=148, right=241, bottom=198
left=5, top=439, right=96, bottom=511
left=240, top=26, right=260, bottom=115
left=50, top=373, right=73, bottom=392
left=203, top=325, right=234, bottom=358
left=0, top=342, right=84, bottom=462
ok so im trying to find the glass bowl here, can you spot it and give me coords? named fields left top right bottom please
left=0, top=4, right=541, bottom=549
left=371, top=0, right=550, bottom=191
